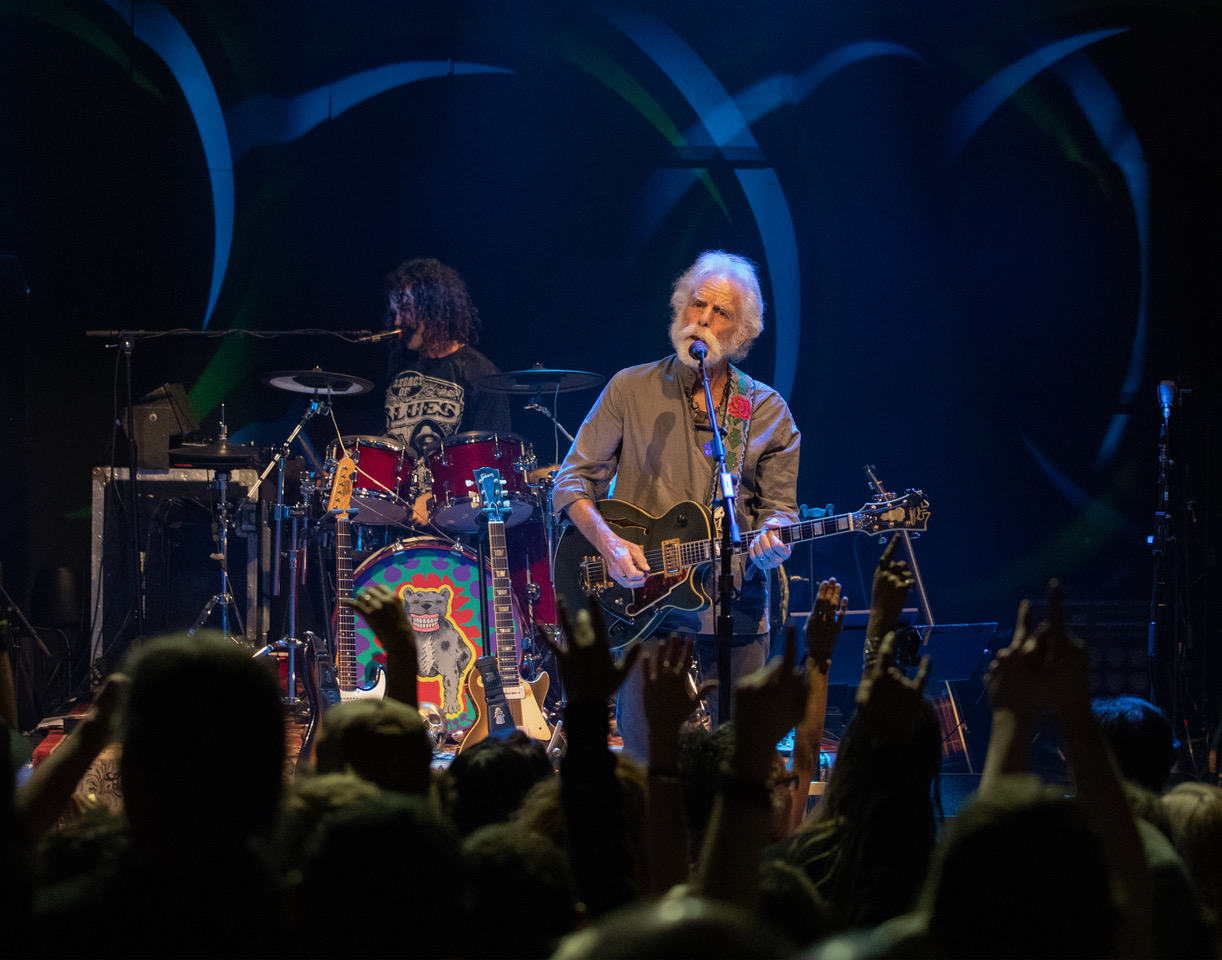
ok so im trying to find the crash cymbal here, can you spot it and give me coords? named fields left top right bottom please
left=169, top=438, right=263, bottom=466
left=476, top=366, right=605, bottom=395
left=261, top=367, right=373, bottom=396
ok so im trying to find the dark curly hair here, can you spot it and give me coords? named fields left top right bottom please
left=383, top=257, right=482, bottom=356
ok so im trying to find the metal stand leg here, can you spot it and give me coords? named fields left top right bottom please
left=188, top=469, right=248, bottom=644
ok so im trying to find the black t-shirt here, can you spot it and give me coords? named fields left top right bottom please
left=383, top=344, right=512, bottom=459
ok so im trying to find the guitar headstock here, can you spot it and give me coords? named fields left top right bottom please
left=856, top=489, right=931, bottom=534
left=473, top=467, right=512, bottom=525
left=327, top=457, right=357, bottom=514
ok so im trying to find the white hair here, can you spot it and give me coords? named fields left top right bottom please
left=669, top=250, right=765, bottom=361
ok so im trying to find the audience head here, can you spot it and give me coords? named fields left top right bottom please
left=1091, top=695, right=1177, bottom=792
left=313, top=697, right=433, bottom=796
left=273, top=770, right=381, bottom=878
left=294, top=789, right=462, bottom=958
left=552, top=894, right=791, bottom=960
left=118, top=633, right=284, bottom=857
left=461, top=822, right=581, bottom=958
left=445, top=732, right=554, bottom=835
left=924, top=774, right=1117, bottom=959
left=1162, top=781, right=1222, bottom=936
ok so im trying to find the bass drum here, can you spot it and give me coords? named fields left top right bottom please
left=350, top=538, right=526, bottom=737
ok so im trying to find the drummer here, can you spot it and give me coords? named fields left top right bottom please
left=381, top=258, right=512, bottom=527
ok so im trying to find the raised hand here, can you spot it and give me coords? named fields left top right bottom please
left=539, top=597, right=643, bottom=706
left=733, top=627, right=808, bottom=777
left=986, top=581, right=1089, bottom=721
left=1040, top=580, right=1091, bottom=717
left=865, top=536, right=915, bottom=642
left=855, top=631, right=932, bottom=744
left=805, top=577, right=847, bottom=671
left=642, top=634, right=711, bottom=735
left=343, top=583, right=416, bottom=658
left=77, top=671, right=131, bottom=754
left=982, top=593, right=1041, bottom=713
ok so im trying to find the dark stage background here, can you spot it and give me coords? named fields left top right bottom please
left=1, top=1, right=1219, bottom=753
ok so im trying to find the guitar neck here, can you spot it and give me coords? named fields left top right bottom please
left=635, top=507, right=871, bottom=574
left=486, top=520, right=523, bottom=696
left=335, top=515, right=357, bottom=691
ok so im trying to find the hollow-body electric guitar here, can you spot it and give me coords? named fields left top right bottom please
left=553, top=490, right=931, bottom=649
left=330, top=456, right=387, bottom=701
left=457, top=467, right=552, bottom=754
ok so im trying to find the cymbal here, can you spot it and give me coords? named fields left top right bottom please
left=476, top=367, right=605, bottom=395
left=169, top=438, right=262, bottom=466
left=261, top=368, right=373, bottom=396
left=526, top=463, right=562, bottom=484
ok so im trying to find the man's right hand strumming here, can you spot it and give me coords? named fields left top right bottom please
left=567, top=498, right=651, bottom=588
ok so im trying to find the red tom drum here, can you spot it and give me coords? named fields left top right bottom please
left=426, top=432, right=535, bottom=533
left=327, top=435, right=412, bottom=525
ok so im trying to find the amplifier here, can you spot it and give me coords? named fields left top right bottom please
left=89, top=467, right=261, bottom=678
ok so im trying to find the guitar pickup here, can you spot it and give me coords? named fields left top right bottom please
left=661, top=538, right=682, bottom=575
left=579, top=556, right=613, bottom=593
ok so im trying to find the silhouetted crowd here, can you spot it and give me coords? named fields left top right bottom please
left=2, top=541, right=1220, bottom=958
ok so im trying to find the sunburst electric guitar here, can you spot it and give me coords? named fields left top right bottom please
left=457, top=467, right=552, bottom=754
left=329, top=456, right=387, bottom=701
left=553, top=489, right=932, bottom=649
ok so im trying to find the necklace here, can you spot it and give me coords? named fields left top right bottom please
left=688, top=374, right=730, bottom=430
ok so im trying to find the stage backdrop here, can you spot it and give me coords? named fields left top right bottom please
left=1, top=0, right=1218, bottom=731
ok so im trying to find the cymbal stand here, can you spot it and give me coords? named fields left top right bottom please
left=187, top=460, right=247, bottom=643
left=523, top=386, right=575, bottom=465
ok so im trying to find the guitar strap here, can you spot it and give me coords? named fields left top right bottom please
left=703, top=365, right=756, bottom=509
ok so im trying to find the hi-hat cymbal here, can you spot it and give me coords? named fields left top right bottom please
left=476, top=367, right=605, bottom=395
left=169, top=438, right=262, bottom=466
left=261, top=368, right=373, bottom=396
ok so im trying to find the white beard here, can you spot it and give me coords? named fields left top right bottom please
left=670, top=320, right=730, bottom=370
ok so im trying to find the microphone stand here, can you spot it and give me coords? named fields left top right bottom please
left=1148, top=386, right=1174, bottom=710
left=693, top=349, right=741, bottom=726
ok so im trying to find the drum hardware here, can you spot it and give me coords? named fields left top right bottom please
left=186, top=414, right=251, bottom=645
left=247, top=367, right=372, bottom=706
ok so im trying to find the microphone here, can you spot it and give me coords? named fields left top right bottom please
left=353, top=329, right=402, bottom=344
left=1158, top=381, right=1176, bottom=420
left=689, top=340, right=708, bottom=362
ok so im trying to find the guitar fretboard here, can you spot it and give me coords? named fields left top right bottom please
left=335, top=516, right=357, bottom=690
left=487, top=520, right=524, bottom=699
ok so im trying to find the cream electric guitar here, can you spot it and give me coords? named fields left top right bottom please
left=329, top=456, right=387, bottom=701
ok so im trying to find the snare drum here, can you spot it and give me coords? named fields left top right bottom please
left=326, top=435, right=412, bottom=525
left=426, top=432, right=535, bottom=533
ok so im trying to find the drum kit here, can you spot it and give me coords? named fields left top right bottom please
left=184, top=363, right=605, bottom=744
